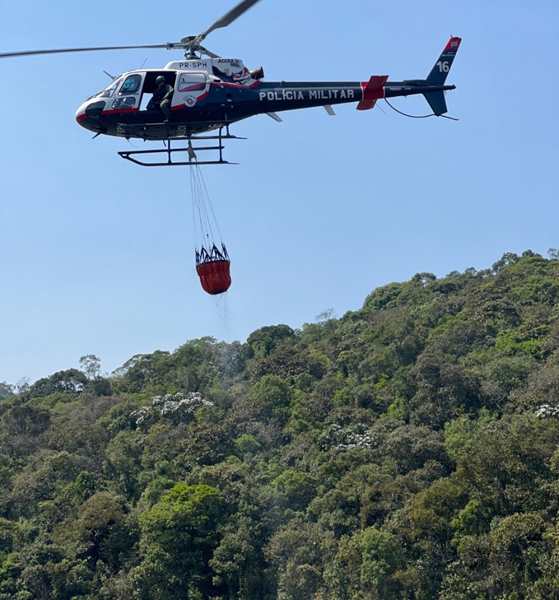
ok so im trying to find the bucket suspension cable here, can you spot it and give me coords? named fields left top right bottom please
left=188, top=163, right=232, bottom=295
left=189, top=163, right=228, bottom=255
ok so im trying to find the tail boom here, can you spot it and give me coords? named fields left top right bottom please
left=356, top=36, right=461, bottom=116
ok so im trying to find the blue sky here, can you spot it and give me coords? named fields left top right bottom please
left=1, top=0, right=557, bottom=384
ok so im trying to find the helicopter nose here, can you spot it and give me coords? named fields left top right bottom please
left=75, top=106, right=88, bottom=125
left=75, top=100, right=106, bottom=131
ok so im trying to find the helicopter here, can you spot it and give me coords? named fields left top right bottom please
left=1, top=0, right=461, bottom=167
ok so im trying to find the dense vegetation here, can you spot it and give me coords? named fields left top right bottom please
left=2, top=251, right=559, bottom=599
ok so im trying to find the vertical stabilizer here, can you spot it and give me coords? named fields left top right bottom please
left=427, top=36, right=462, bottom=85
left=424, top=92, right=448, bottom=116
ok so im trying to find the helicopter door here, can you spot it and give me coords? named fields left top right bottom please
left=111, top=73, right=145, bottom=112
left=173, top=72, right=209, bottom=109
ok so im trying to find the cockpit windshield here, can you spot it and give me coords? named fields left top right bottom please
left=96, top=77, right=123, bottom=98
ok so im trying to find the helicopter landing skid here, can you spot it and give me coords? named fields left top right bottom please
left=118, top=128, right=245, bottom=167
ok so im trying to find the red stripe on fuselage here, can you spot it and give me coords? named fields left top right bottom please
left=213, top=80, right=261, bottom=89
left=101, top=108, right=139, bottom=117
left=179, top=83, right=207, bottom=92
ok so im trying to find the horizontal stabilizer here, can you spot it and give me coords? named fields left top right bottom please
left=323, top=104, right=336, bottom=116
left=357, top=75, right=388, bottom=111
left=266, top=112, right=283, bottom=122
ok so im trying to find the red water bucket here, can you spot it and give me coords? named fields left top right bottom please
left=196, top=260, right=232, bottom=295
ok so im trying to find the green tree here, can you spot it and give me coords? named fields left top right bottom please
left=0, top=383, right=13, bottom=401
left=73, top=492, right=135, bottom=572
left=29, top=369, right=88, bottom=397
left=80, top=355, right=102, bottom=381
left=325, top=528, right=403, bottom=600
left=134, top=483, right=226, bottom=599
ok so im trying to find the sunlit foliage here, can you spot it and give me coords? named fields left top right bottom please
left=2, top=251, right=559, bottom=599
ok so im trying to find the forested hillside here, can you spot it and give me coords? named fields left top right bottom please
left=2, top=251, right=559, bottom=599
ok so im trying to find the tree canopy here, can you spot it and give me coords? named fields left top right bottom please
left=2, top=251, right=559, bottom=599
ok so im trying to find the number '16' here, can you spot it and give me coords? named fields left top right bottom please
left=437, top=61, right=450, bottom=73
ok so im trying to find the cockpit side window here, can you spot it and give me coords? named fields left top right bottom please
left=97, top=77, right=122, bottom=98
left=119, top=74, right=142, bottom=95
left=178, top=73, right=207, bottom=92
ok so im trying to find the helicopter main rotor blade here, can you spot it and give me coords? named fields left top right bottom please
left=198, top=45, right=221, bottom=59
left=0, top=43, right=179, bottom=59
left=1, top=0, right=264, bottom=61
left=197, top=0, right=262, bottom=44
